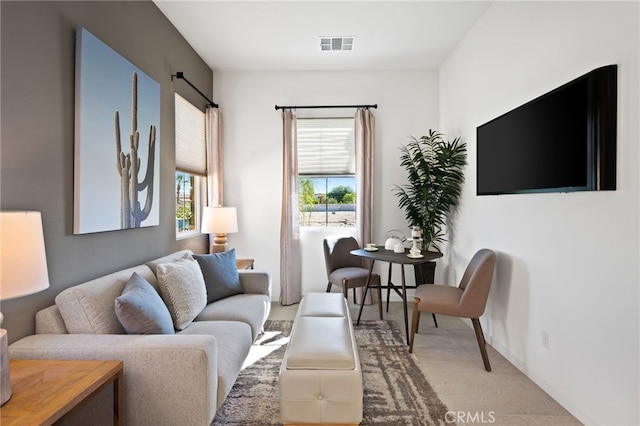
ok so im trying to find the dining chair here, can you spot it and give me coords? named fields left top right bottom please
left=323, top=236, right=381, bottom=303
left=408, top=249, right=497, bottom=372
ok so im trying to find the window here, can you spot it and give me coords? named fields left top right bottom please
left=175, top=171, right=202, bottom=233
left=175, top=94, right=206, bottom=237
left=297, top=118, right=356, bottom=227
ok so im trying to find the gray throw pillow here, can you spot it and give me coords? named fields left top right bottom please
left=156, top=257, right=207, bottom=331
left=115, top=272, right=175, bottom=335
left=193, top=249, right=243, bottom=303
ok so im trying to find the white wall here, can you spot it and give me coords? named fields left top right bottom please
left=439, top=2, right=639, bottom=425
left=214, top=69, right=440, bottom=302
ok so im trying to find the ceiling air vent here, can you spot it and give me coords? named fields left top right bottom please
left=320, top=36, right=355, bottom=51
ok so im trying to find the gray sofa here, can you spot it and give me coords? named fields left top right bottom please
left=9, top=250, right=271, bottom=425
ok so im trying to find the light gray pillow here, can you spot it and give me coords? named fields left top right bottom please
left=156, top=258, right=207, bottom=330
left=193, top=249, right=243, bottom=303
left=115, top=272, right=175, bottom=335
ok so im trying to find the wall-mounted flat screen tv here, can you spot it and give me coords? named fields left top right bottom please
left=476, top=65, right=617, bottom=196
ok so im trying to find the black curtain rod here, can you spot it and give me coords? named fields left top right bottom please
left=274, top=104, right=377, bottom=111
left=171, top=72, right=218, bottom=108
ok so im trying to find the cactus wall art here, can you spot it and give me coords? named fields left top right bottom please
left=74, top=27, right=160, bottom=234
left=115, top=72, right=156, bottom=229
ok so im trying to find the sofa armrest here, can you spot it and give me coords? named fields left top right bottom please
left=9, top=333, right=218, bottom=426
left=239, top=270, right=271, bottom=296
left=35, top=305, right=68, bottom=334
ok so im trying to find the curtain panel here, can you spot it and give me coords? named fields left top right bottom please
left=280, top=110, right=302, bottom=305
left=355, top=108, right=375, bottom=305
left=205, top=107, right=223, bottom=253
left=355, top=108, right=375, bottom=247
left=205, top=107, right=223, bottom=206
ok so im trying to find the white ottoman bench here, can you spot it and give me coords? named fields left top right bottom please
left=279, top=292, right=363, bottom=425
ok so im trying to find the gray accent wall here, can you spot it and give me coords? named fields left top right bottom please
left=1, top=1, right=211, bottom=342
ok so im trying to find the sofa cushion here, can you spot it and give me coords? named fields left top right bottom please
left=55, top=265, right=157, bottom=334
left=193, top=249, right=243, bottom=303
left=196, top=293, right=270, bottom=341
left=115, top=272, right=175, bottom=335
left=157, top=258, right=207, bottom=330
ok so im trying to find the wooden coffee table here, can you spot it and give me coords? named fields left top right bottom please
left=0, top=359, right=123, bottom=426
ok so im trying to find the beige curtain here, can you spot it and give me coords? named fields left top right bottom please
left=355, top=108, right=375, bottom=304
left=355, top=108, right=375, bottom=246
left=206, top=107, right=223, bottom=252
left=280, top=110, right=302, bottom=305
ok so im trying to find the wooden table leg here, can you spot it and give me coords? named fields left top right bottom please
left=401, top=264, right=410, bottom=345
left=377, top=266, right=383, bottom=321
left=113, top=368, right=123, bottom=426
left=357, top=260, right=376, bottom=325
left=385, top=263, right=393, bottom=313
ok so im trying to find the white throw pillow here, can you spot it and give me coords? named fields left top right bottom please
left=156, top=258, right=207, bottom=330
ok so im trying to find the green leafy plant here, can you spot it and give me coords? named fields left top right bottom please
left=299, top=178, right=316, bottom=226
left=393, top=130, right=467, bottom=252
left=176, top=205, right=192, bottom=221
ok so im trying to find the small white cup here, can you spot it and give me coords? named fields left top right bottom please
left=366, top=243, right=376, bottom=250
left=410, top=248, right=421, bottom=257
left=394, top=243, right=404, bottom=253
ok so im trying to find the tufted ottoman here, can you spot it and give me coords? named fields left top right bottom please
left=279, top=292, right=363, bottom=425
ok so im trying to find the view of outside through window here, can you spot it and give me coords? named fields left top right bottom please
left=299, top=176, right=356, bottom=227
left=176, top=172, right=196, bottom=233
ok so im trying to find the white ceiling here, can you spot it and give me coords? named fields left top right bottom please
left=153, top=1, right=493, bottom=72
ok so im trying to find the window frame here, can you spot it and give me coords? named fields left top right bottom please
left=175, top=171, right=206, bottom=240
left=299, top=175, right=357, bottom=229
left=297, top=117, right=357, bottom=229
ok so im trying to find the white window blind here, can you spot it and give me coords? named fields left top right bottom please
left=175, top=93, right=206, bottom=175
left=297, top=118, right=354, bottom=175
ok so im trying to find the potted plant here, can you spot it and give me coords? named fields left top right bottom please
left=393, top=130, right=467, bottom=281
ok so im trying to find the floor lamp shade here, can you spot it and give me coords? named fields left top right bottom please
left=0, top=211, right=51, bottom=405
left=201, top=207, right=238, bottom=253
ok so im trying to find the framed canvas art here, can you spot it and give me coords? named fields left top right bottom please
left=74, top=27, right=160, bottom=234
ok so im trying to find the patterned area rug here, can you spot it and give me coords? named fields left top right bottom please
left=212, top=319, right=451, bottom=425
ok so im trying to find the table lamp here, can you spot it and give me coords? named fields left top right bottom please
left=201, top=206, right=238, bottom=253
left=0, top=211, right=51, bottom=405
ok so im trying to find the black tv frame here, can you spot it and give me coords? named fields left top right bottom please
left=476, top=65, right=617, bottom=196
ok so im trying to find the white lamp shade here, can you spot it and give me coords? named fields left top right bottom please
left=1, top=211, right=50, bottom=301
left=201, top=207, right=238, bottom=234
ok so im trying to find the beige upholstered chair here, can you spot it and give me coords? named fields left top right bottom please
left=323, top=236, right=381, bottom=303
left=409, top=249, right=497, bottom=371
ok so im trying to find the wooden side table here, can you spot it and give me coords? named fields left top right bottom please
left=0, top=359, right=123, bottom=426
left=236, top=258, right=254, bottom=270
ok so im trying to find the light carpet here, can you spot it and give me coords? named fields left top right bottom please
left=212, top=319, right=451, bottom=425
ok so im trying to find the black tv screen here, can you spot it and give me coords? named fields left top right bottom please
left=476, top=65, right=617, bottom=196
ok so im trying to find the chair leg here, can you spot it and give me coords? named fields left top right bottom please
left=409, top=297, right=421, bottom=353
left=326, top=281, right=332, bottom=292
left=415, top=312, right=436, bottom=332
left=353, top=288, right=357, bottom=303
left=471, top=318, right=492, bottom=372
left=342, top=280, right=348, bottom=299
